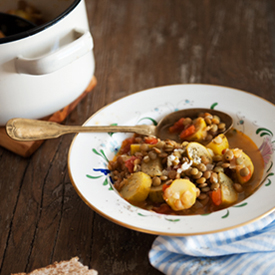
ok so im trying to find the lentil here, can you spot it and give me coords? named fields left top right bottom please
left=201, top=155, right=210, bottom=164
left=193, top=171, right=203, bottom=179
left=221, top=162, right=230, bottom=168
left=210, top=172, right=218, bottom=184
left=198, top=182, right=208, bottom=188
left=203, top=170, right=211, bottom=179
left=205, top=134, right=213, bottom=141
left=140, top=144, right=149, bottom=151
left=205, top=117, right=212, bottom=125
left=233, top=183, right=243, bottom=193
left=168, top=170, right=177, bottom=179
left=196, top=177, right=206, bottom=184
left=214, top=166, right=224, bottom=173
left=148, top=151, right=157, bottom=160
left=156, top=141, right=165, bottom=149
left=160, top=175, right=168, bottom=181
left=240, top=167, right=250, bottom=177
left=210, top=124, right=218, bottom=133
left=143, top=155, right=150, bottom=163
left=198, top=193, right=208, bottom=200
left=183, top=117, right=192, bottom=125
left=224, top=150, right=234, bottom=161
left=197, top=163, right=207, bottom=172
left=153, top=147, right=162, bottom=154
left=210, top=182, right=220, bottom=190
left=212, top=116, right=220, bottom=124
left=201, top=186, right=210, bottom=193
left=152, top=177, right=162, bottom=186
left=190, top=168, right=199, bottom=176
left=213, top=155, right=223, bottom=162
left=218, top=123, right=226, bottom=130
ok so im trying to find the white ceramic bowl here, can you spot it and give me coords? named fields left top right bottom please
left=0, top=0, right=95, bottom=126
left=68, top=84, right=275, bottom=236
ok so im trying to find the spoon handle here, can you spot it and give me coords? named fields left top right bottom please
left=6, top=118, right=156, bottom=141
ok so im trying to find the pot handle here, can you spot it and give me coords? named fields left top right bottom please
left=15, top=29, right=93, bottom=75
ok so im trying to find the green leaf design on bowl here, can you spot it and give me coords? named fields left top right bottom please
left=265, top=179, right=272, bottom=187
left=210, top=102, right=218, bottom=109
left=86, top=149, right=112, bottom=189
left=222, top=210, right=230, bottom=219
left=103, top=178, right=109, bottom=186
left=256, top=128, right=273, bottom=137
left=267, top=161, right=273, bottom=173
left=165, top=218, right=181, bottom=222
left=233, top=202, right=248, bottom=208
left=108, top=123, right=118, bottom=136
left=92, top=148, right=109, bottom=163
left=86, top=174, right=103, bottom=180
left=137, top=117, right=158, bottom=126
left=137, top=213, right=146, bottom=217
left=263, top=173, right=274, bottom=186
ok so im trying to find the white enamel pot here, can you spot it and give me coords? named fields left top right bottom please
left=0, top=0, right=95, bottom=126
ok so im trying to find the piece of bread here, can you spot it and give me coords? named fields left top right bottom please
left=12, top=257, right=98, bottom=275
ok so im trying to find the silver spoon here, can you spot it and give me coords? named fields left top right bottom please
left=5, top=108, right=233, bottom=142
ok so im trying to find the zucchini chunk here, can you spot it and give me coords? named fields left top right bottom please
left=206, top=134, right=229, bottom=155
left=163, top=179, right=197, bottom=211
left=149, top=184, right=165, bottom=203
left=219, top=172, right=238, bottom=205
left=186, top=142, right=213, bottom=165
left=235, top=151, right=254, bottom=184
left=185, top=117, right=208, bottom=142
left=120, top=172, right=152, bottom=202
left=141, top=158, right=163, bottom=177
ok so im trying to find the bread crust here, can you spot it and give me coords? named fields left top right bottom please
left=11, top=257, right=98, bottom=275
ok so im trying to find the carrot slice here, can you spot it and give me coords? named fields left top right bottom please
left=169, top=117, right=186, bottom=133
left=179, top=124, right=196, bottom=139
left=211, top=188, right=222, bottom=206
left=144, top=136, right=158, bottom=144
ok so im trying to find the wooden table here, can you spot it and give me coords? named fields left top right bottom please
left=1, top=0, right=275, bottom=274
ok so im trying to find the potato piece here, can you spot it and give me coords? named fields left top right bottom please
left=163, top=179, right=197, bottom=211
left=219, top=172, right=238, bottom=205
left=235, top=151, right=254, bottom=184
left=186, top=117, right=207, bottom=142
left=141, top=158, right=163, bottom=177
left=149, top=184, right=165, bottom=203
left=186, top=142, right=212, bottom=165
left=130, top=144, right=141, bottom=155
left=120, top=172, right=152, bottom=202
left=206, top=134, right=229, bottom=155
left=130, top=143, right=153, bottom=155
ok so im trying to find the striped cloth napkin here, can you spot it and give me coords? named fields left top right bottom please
left=149, top=211, right=275, bottom=275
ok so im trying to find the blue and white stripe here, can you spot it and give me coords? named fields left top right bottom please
left=149, top=211, right=275, bottom=275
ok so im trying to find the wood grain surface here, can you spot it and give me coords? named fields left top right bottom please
left=1, top=0, right=275, bottom=274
